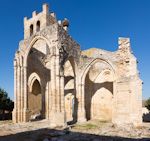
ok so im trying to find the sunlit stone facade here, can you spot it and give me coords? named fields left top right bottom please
left=13, top=4, right=143, bottom=127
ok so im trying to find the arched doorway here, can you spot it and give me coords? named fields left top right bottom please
left=64, top=58, right=77, bottom=123
left=28, top=78, right=42, bottom=120
left=84, top=60, right=114, bottom=121
left=26, top=38, right=50, bottom=120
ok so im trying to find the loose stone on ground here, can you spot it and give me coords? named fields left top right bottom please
left=0, top=120, right=150, bottom=141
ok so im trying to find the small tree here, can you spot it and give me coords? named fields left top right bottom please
left=145, top=98, right=150, bottom=111
left=0, top=87, right=14, bottom=119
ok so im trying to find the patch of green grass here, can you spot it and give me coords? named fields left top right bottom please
left=27, top=126, right=34, bottom=130
left=72, top=123, right=78, bottom=125
left=130, top=134, right=137, bottom=138
left=100, top=120, right=107, bottom=123
left=83, top=124, right=98, bottom=129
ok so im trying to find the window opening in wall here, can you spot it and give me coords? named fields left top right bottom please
left=30, top=24, right=33, bottom=36
left=37, top=21, right=40, bottom=32
left=32, top=79, right=41, bottom=95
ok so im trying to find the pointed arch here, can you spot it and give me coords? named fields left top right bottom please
left=64, top=56, right=79, bottom=122
left=24, top=36, right=51, bottom=66
left=28, top=72, right=41, bottom=92
left=64, top=56, right=78, bottom=77
left=81, top=58, right=116, bottom=85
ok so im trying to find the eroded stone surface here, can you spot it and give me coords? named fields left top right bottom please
left=13, top=3, right=142, bottom=127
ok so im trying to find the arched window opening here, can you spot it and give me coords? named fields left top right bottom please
left=30, top=24, right=33, bottom=36
left=32, top=79, right=41, bottom=95
left=36, top=21, right=40, bottom=32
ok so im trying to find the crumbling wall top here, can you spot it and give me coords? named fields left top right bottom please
left=23, top=4, right=57, bottom=39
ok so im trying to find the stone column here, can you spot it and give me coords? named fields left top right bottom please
left=112, top=81, right=117, bottom=124
left=49, top=64, right=52, bottom=119
left=78, top=84, right=87, bottom=123
left=59, top=67, right=67, bottom=127
left=23, top=66, right=28, bottom=122
left=47, top=57, right=52, bottom=119
left=78, top=84, right=82, bottom=109
left=46, top=78, right=49, bottom=119
left=50, top=54, right=57, bottom=126
left=77, top=84, right=82, bottom=120
left=20, top=67, right=24, bottom=122
left=56, top=55, right=60, bottom=112
left=50, top=46, right=67, bottom=127
left=81, top=84, right=86, bottom=121
left=17, top=66, right=21, bottom=122
left=51, top=55, right=56, bottom=111
left=41, top=86, right=45, bottom=119
left=81, top=84, right=85, bottom=110
left=13, top=65, right=18, bottom=123
left=60, top=73, right=65, bottom=112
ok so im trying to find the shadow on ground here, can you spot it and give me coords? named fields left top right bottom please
left=0, top=127, right=150, bottom=141
left=143, top=112, right=150, bottom=122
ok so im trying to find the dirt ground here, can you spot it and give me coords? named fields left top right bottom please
left=0, top=120, right=150, bottom=141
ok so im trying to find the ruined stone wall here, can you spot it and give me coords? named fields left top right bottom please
left=112, top=38, right=142, bottom=125
left=78, top=38, right=142, bottom=125
left=57, top=24, right=81, bottom=65
left=24, top=4, right=57, bottom=39
left=13, top=4, right=142, bottom=126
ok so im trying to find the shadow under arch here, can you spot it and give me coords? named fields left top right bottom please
left=26, top=47, right=50, bottom=120
left=27, top=71, right=44, bottom=120
left=63, top=56, right=79, bottom=124
left=85, top=73, right=114, bottom=121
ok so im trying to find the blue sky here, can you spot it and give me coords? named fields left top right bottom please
left=0, top=0, right=149, bottom=100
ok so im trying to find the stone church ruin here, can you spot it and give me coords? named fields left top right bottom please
left=13, top=4, right=143, bottom=127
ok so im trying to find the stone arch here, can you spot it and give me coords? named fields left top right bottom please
left=82, top=59, right=116, bottom=121
left=93, top=69, right=115, bottom=83
left=26, top=37, right=50, bottom=120
left=24, top=36, right=51, bottom=67
left=81, top=58, right=116, bottom=85
left=27, top=71, right=46, bottom=120
left=64, top=56, right=79, bottom=122
left=28, top=72, right=41, bottom=92
left=64, top=56, right=79, bottom=77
